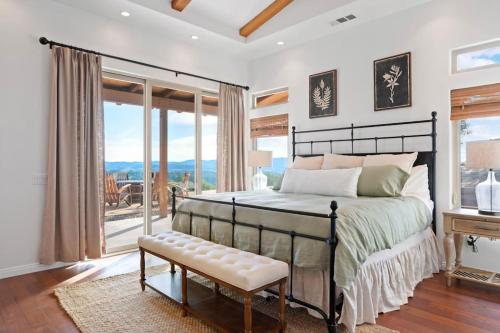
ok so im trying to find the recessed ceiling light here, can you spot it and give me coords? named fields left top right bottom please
left=121, top=11, right=130, bottom=17
left=191, top=35, right=199, bottom=40
left=277, top=41, right=285, bottom=46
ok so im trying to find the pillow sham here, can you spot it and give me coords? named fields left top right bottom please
left=321, top=154, right=365, bottom=169
left=401, top=165, right=430, bottom=200
left=357, top=165, right=410, bottom=197
left=363, top=152, right=418, bottom=174
left=279, top=167, right=362, bottom=198
left=291, top=156, right=324, bottom=170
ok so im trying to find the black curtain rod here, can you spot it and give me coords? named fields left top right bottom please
left=38, top=37, right=250, bottom=91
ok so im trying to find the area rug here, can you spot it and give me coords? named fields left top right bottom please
left=54, top=266, right=398, bottom=333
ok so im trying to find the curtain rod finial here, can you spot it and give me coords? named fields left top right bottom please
left=39, top=37, right=49, bottom=45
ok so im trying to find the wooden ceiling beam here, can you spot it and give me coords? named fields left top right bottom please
left=239, top=0, right=293, bottom=38
left=171, top=0, right=191, bottom=12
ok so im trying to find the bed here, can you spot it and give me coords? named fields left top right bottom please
left=170, top=112, right=439, bottom=333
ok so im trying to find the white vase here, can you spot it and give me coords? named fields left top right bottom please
left=476, top=170, right=500, bottom=215
left=252, top=168, right=268, bottom=190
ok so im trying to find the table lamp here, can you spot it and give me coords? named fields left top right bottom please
left=248, top=150, right=272, bottom=190
left=466, top=139, right=500, bottom=216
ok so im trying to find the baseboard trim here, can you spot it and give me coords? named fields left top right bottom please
left=0, top=261, right=75, bottom=280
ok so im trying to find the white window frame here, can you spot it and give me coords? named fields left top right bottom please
left=452, top=39, right=500, bottom=74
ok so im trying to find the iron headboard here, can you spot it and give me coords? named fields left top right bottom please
left=291, top=111, right=437, bottom=232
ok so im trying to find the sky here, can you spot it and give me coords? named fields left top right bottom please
left=104, top=102, right=217, bottom=162
left=457, top=45, right=500, bottom=71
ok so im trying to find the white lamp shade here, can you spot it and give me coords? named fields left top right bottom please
left=466, top=139, right=500, bottom=169
left=248, top=150, right=272, bottom=168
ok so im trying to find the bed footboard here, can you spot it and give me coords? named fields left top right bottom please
left=171, top=187, right=340, bottom=333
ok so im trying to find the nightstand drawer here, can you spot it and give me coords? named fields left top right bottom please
left=453, top=219, right=500, bottom=237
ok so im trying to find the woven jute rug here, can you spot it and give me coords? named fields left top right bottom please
left=55, top=266, right=398, bottom=333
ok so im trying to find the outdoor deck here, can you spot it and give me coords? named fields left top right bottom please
left=104, top=203, right=172, bottom=252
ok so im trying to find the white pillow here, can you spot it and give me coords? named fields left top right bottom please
left=401, top=165, right=430, bottom=199
left=279, top=168, right=362, bottom=198
left=322, top=154, right=365, bottom=169
left=363, top=152, right=417, bottom=174
left=291, top=156, right=324, bottom=170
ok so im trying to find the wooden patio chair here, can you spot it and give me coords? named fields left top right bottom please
left=105, top=174, right=132, bottom=208
left=168, top=172, right=191, bottom=198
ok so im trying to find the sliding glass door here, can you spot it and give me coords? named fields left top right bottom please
left=102, top=72, right=217, bottom=253
left=201, top=95, right=219, bottom=193
left=150, top=85, right=196, bottom=235
left=102, top=74, right=146, bottom=253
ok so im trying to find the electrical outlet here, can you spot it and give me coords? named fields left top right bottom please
left=32, top=173, right=48, bottom=185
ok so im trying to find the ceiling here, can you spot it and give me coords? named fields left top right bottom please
left=52, top=0, right=432, bottom=60
left=128, top=0, right=358, bottom=42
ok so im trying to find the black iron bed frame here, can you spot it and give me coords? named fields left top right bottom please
left=171, top=112, right=437, bottom=333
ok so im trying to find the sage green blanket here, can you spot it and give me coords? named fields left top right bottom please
left=171, top=191, right=431, bottom=289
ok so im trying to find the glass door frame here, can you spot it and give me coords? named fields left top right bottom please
left=102, top=71, right=147, bottom=253
left=103, top=69, right=218, bottom=250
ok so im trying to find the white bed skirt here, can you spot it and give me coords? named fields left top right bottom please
left=281, top=227, right=439, bottom=333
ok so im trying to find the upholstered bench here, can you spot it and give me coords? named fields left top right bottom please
left=138, top=231, right=288, bottom=333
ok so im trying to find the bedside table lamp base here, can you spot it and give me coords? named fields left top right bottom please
left=476, top=169, right=500, bottom=216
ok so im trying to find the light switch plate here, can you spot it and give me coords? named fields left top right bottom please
left=33, top=173, right=48, bottom=185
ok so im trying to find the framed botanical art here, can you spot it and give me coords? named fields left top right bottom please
left=309, top=69, right=337, bottom=118
left=374, top=52, right=411, bottom=111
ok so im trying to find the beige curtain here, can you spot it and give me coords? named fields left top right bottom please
left=40, top=47, right=105, bottom=264
left=217, top=84, right=247, bottom=192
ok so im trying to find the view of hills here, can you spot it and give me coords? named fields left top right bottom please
left=106, top=157, right=288, bottom=189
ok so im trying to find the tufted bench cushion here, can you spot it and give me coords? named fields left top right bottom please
left=138, top=231, right=289, bottom=291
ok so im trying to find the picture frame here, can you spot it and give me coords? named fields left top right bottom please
left=309, top=69, right=337, bottom=118
left=374, top=52, right=411, bottom=111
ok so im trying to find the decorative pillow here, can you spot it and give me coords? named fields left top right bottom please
left=291, top=156, right=324, bottom=170
left=322, top=154, right=365, bottom=169
left=357, top=165, right=410, bottom=197
left=272, top=172, right=285, bottom=191
left=279, top=168, right=362, bottom=198
left=401, top=165, right=430, bottom=200
left=363, top=152, right=418, bottom=174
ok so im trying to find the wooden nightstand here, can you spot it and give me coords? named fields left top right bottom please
left=443, top=209, right=500, bottom=287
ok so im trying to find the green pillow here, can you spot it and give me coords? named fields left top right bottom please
left=357, top=165, right=410, bottom=197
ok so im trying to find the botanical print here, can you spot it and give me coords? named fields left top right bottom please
left=309, top=70, right=337, bottom=118
left=382, top=65, right=402, bottom=104
left=312, top=79, right=332, bottom=110
left=374, top=52, right=411, bottom=111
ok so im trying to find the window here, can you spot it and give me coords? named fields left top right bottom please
left=252, top=88, right=288, bottom=109
left=251, top=114, right=289, bottom=187
left=452, top=84, right=500, bottom=208
left=459, top=117, right=500, bottom=208
left=452, top=40, right=500, bottom=73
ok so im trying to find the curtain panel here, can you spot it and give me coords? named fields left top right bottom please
left=217, top=84, right=247, bottom=192
left=40, top=47, right=105, bottom=264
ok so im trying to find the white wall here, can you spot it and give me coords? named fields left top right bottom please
left=248, top=0, right=500, bottom=271
left=0, top=0, right=247, bottom=277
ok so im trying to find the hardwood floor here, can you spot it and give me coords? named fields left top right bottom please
left=1, top=252, right=500, bottom=333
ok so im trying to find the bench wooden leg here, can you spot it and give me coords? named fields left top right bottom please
left=244, top=294, right=252, bottom=333
left=279, top=279, right=287, bottom=332
left=140, top=247, right=145, bottom=291
left=170, top=261, right=176, bottom=274
left=181, top=267, right=187, bottom=317
left=214, top=282, right=220, bottom=294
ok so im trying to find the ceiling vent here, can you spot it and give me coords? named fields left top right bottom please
left=331, top=14, right=357, bottom=26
